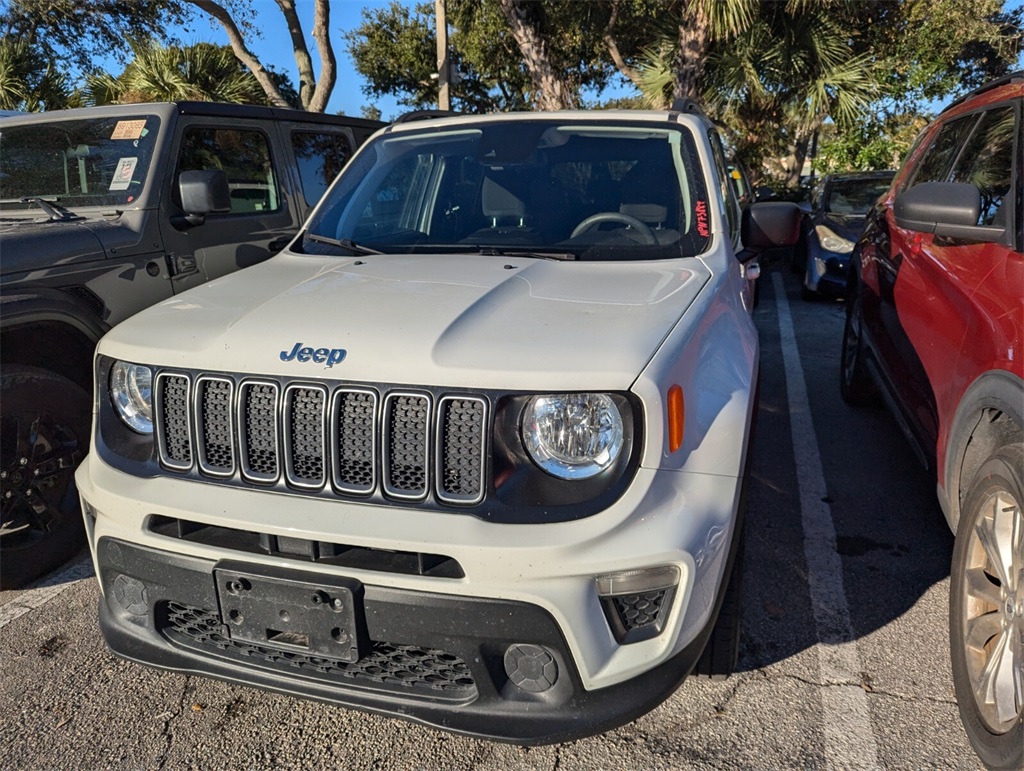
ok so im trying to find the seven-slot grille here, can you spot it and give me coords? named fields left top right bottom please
left=154, top=372, right=488, bottom=505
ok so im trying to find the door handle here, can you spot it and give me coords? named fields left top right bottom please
left=268, top=237, right=291, bottom=253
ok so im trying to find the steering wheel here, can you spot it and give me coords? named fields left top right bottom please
left=570, top=212, right=657, bottom=244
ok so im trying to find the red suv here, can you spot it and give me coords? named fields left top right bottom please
left=840, top=72, right=1022, bottom=768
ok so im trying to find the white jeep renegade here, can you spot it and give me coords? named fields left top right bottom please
left=76, top=105, right=798, bottom=744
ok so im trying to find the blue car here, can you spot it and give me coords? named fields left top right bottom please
left=796, top=171, right=894, bottom=299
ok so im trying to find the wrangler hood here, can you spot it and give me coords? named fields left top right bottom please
left=0, top=216, right=107, bottom=276
left=101, top=252, right=711, bottom=391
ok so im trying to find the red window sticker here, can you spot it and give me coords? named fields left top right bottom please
left=695, top=200, right=709, bottom=237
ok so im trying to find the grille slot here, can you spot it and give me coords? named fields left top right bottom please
left=195, top=377, right=235, bottom=476
left=436, top=397, right=486, bottom=504
left=333, top=389, right=378, bottom=494
left=383, top=393, right=430, bottom=500
left=239, top=381, right=280, bottom=482
left=156, top=374, right=192, bottom=470
left=285, top=385, right=327, bottom=489
left=154, top=372, right=488, bottom=506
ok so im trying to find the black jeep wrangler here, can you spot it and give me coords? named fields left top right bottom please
left=0, top=101, right=382, bottom=587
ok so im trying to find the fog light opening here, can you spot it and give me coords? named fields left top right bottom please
left=597, top=566, right=679, bottom=645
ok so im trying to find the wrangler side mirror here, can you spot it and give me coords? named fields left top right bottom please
left=174, top=169, right=231, bottom=228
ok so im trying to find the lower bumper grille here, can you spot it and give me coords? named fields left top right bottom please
left=161, top=602, right=477, bottom=700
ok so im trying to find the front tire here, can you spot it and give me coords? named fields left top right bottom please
left=950, top=445, right=1024, bottom=770
left=0, top=366, right=91, bottom=588
left=839, top=283, right=875, bottom=406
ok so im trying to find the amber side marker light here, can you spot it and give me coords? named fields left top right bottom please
left=667, top=385, right=684, bottom=452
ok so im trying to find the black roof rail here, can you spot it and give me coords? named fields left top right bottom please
left=669, top=97, right=706, bottom=117
left=394, top=109, right=461, bottom=124
left=940, top=70, right=1023, bottom=114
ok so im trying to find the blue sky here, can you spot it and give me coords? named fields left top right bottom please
left=171, top=0, right=404, bottom=118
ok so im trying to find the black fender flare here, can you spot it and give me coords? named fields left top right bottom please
left=941, top=369, right=1024, bottom=531
left=0, top=286, right=109, bottom=342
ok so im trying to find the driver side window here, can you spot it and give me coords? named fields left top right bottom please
left=948, top=105, right=1015, bottom=227
left=176, top=127, right=280, bottom=215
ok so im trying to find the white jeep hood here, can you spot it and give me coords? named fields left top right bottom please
left=103, top=252, right=710, bottom=391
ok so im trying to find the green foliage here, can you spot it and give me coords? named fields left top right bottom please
left=82, top=41, right=273, bottom=106
left=345, top=0, right=626, bottom=112
left=0, top=0, right=190, bottom=77
left=0, top=37, right=71, bottom=111
left=862, top=0, right=1022, bottom=107
left=813, top=113, right=931, bottom=174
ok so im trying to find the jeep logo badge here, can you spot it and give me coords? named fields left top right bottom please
left=280, top=343, right=347, bottom=367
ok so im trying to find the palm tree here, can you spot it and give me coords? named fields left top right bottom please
left=0, top=38, right=70, bottom=111
left=634, top=1, right=876, bottom=187
left=708, top=4, right=876, bottom=186
left=83, top=41, right=268, bottom=106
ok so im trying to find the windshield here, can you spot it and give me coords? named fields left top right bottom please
left=0, top=114, right=161, bottom=210
left=825, top=175, right=894, bottom=215
left=304, top=120, right=712, bottom=261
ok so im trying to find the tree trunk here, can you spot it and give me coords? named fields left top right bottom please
left=307, top=0, right=336, bottom=113
left=274, top=0, right=316, bottom=109
left=673, top=1, right=710, bottom=101
left=603, top=0, right=644, bottom=91
left=497, top=0, right=576, bottom=110
left=186, top=0, right=294, bottom=109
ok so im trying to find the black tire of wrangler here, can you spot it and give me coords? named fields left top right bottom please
left=694, top=530, right=745, bottom=680
left=0, top=366, right=91, bottom=588
left=839, top=284, right=875, bottom=406
left=949, top=444, right=1024, bottom=771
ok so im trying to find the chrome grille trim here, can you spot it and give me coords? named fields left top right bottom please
left=154, top=372, right=490, bottom=507
left=283, top=383, right=328, bottom=490
left=237, top=380, right=281, bottom=484
left=435, top=396, right=487, bottom=505
left=155, top=373, right=193, bottom=471
left=194, top=376, right=236, bottom=478
left=382, top=392, right=431, bottom=501
left=331, top=388, right=379, bottom=495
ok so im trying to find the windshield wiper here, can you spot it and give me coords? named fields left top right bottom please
left=304, top=233, right=384, bottom=255
left=20, top=197, right=81, bottom=222
left=475, top=246, right=578, bottom=261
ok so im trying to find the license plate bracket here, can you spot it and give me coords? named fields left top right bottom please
left=214, top=565, right=368, bottom=663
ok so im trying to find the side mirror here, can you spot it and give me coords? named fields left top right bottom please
left=894, top=181, right=1006, bottom=243
left=176, top=169, right=231, bottom=227
left=740, top=202, right=801, bottom=259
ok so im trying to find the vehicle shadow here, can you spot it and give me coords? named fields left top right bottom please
left=736, top=266, right=954, bottom=672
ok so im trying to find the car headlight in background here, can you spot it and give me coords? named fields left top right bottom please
left=110, top=361, right=153, bottom=434
left=814, top=224, right=854, bottom=254
left=521, top=393, right=624, bottom=479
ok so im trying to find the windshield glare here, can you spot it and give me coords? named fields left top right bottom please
left=0, top=115, right=160, bottom=209
left=305, top=121, right=713, bottom=260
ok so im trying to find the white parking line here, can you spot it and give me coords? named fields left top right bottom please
left=0, top=557, right=94, bottom=630
left=772, top=273, right=881, bottom=769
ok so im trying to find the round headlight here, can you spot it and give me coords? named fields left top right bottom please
left=521, top=393, right=624, bottom=480
left=110, top=361, right=153, bottom=434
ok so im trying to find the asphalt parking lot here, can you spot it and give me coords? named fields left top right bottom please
left=0, top=266, right=981, bottom=770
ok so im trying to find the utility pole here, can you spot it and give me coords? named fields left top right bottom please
left=435, top=0, right=450, bottom=111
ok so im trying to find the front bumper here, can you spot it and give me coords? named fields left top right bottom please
left=78, top=455, right=745, bottom=743
left=93, top=538, right=718, bottom=744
